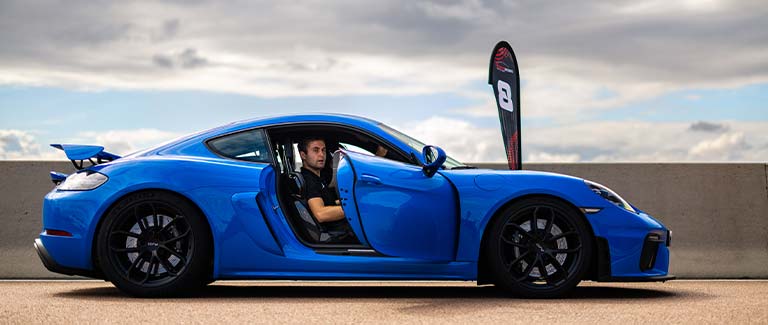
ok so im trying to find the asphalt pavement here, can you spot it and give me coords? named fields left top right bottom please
left=1, top=280, right=766, bottom=324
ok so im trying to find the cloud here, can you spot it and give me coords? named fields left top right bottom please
left=76, top=129, right=182, bottom=156
left=162, top=19, right=179, bottom=39
left=531, top=120, right=767, bottom=162
left=615, top=0, right=723, bottom=15
left=0, top=0, right=766, bottom=115
left=685, top=94, right=701, bottom=101
left=0, top=130, right=57, bottom=160
left=689, top=132, right=751, bottom=160
left=0, top=128, right=183, bottom=160
left=414, top=0, right=495, bottom=21
left=397, top=116, right=504, bottom=163
left=3, top=118, right=767, bottom=162
left=152, top=54, right=174, bottom=68
left=0, top=1, right=766, bottom=162
left=152, top=48, right=208, bottom=69
left=528, top=152, right=581, bottom=163
left=689, top=121, right=729, bottom=133
left=178, top=48, right=207, bottom=68
left=394, top=116, right=768, bottom=162
left=269, top=58, right=339, bottom=72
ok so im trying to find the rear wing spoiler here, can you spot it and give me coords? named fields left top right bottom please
left=51, top=144, right=121, bottom=170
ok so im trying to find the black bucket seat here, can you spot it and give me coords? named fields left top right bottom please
left=285, top=171, right=353, bottom=244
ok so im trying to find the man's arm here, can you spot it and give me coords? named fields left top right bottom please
left=307, top=198, right=345, bottom=223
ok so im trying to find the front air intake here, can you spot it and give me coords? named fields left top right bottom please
left=639, top=232, right=665, bottom=271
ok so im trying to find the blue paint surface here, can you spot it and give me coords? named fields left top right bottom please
left=39, top=113, right=670, bottom=281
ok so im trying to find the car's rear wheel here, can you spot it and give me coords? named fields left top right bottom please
left=485, top=197, right=593, bottom=298
left=96, top=191, right=211, bottom=297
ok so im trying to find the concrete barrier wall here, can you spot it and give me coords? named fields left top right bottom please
left=1, top=161, right=766, bottom=278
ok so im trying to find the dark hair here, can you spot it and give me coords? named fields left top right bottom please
left=298, top=136, right=325, bottom=153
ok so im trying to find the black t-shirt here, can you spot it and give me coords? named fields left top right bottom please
left=300, top=167, right=355, bottom=233
left=301, top=167, right=338, bottom=206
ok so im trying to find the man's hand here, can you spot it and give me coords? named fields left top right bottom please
left=375, top=145, right=388, bottom=157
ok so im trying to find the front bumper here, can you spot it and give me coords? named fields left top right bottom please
left=34, top=238, right=101, bottom=278
left=592, top=228, right=673, bottom=282
left=584, top=204, right=673, bottom=281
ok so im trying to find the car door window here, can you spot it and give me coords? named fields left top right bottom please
left=208, top=129, right=272, bottom=163
left=339, top=142, right=375, bottom=156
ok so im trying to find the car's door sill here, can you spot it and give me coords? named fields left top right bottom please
left=315, top=248, right=386, bottom=257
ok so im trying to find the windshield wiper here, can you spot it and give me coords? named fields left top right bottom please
left=450, top=165, right=478, bottom=170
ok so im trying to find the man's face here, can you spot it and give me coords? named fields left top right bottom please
left=300, top=139, right=326, bottom=170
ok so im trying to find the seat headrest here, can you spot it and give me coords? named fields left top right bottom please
left=328, top=150, right=344, bottom=190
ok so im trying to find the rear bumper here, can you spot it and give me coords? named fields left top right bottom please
left=34, top=238, right=101, bottom=279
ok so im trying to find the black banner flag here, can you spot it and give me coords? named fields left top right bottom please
left=488, top=41, right=522, bottom=170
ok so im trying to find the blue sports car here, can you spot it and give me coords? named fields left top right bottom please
left=35, top=113, right=672, bottom=298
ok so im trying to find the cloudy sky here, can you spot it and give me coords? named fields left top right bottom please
left=1, top=0, right=766, bottom=162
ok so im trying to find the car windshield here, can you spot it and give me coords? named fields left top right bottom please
left=378, top=123, right=468, bottom=169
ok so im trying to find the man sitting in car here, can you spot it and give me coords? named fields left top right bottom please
left=298, top=136, right=389, bottom=229
left=298, top=136, right=347, bottom=225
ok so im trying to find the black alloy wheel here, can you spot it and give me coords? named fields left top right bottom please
left=96, top=191, right=211, bottom=297
left=486, top=197, right=593, bottom=298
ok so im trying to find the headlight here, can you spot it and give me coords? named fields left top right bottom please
left=584, top=180, right=636, bottom=213
left=58, top=171, right=108, bottom=191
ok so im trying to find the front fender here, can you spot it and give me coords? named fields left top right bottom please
left=440, top=169, right=609, bottom=262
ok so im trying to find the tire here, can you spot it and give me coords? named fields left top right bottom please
left=96, top=191, right=212, bottom=297
left=485, top=197, right=593, bottom=298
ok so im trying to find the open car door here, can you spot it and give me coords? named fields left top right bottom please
left=335, top=150, right=458, bottom=261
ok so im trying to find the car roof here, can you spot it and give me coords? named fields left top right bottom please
left=130, top=113, right=390, bottom=158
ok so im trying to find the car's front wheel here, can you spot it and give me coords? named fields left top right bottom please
left=485, top=197, right=593, bottom=298
left=96, top=191, right=212, bottom=297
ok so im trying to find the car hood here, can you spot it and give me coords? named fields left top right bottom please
left=439, top=167, right=590, bottom=195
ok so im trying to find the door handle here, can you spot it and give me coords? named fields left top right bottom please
left=359, top=174, right=382, bottom=185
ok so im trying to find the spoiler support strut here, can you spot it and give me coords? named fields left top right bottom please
left=50, top=144, right=121, bottom=170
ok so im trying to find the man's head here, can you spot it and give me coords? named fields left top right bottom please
left=298, top=137, right=326, bottom=172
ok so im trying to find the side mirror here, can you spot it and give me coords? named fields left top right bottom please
left=422, top=145, right=446, bottom=178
